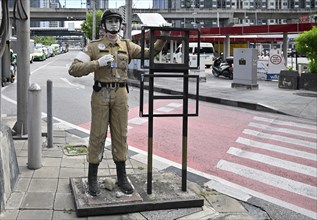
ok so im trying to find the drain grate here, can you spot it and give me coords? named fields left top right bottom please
left=294, top=92, right=317, bottom=97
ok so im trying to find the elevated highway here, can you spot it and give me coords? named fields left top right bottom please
left=9, top=7, right=314, bottom=23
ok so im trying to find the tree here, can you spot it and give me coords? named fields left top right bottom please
left=295, top=26, right=317, bottom=73
left=81, top=10, right=104, bottom=40
left=33, top=36, right=56, bottom=46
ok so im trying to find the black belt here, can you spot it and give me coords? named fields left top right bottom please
left=95, top=81, right=126, bottom=88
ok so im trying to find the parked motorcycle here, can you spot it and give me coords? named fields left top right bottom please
left=212, top=56, right=234, bottom=80
left=1, top=50, right=17, bottom=87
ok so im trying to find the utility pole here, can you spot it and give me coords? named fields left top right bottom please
left=92, top=0, right=96, bottom=40
left=14, top=0, right=30, bottom=135
left=125, top=0, right=132, bottom=39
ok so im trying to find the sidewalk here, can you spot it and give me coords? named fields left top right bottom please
left=1, top=69, right=316, bottom=220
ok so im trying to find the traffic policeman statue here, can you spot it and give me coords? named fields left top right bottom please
left=68, top=9, right=167, bottom=196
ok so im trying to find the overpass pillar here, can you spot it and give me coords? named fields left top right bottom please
left=224, top=35, right=230, bottom=58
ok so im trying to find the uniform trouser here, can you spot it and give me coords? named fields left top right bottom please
left=87, top=87, right=129, bottom=164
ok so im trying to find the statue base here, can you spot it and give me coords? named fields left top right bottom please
left=70, top=172, right=204, bottom=217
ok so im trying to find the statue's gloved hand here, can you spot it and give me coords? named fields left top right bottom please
left=160, top=23, right=172, bottom=37
left=98, top=54, right=114, bottom=67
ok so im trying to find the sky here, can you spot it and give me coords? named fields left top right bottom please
left=64, top=0, right=152, bottom=9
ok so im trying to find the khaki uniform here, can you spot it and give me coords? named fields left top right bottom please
left=69, top=37, right=165, bottom=164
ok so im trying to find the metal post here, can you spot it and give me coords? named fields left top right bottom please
left=0, top=58, right=2, bottom=120
left=92, top=0, right=96, bottom=40
left=16, top=0, right=30, bottom=135
left=125, top=0, right=132, bottom=39
left=27, top=83, right=42, bottom=170
left=47, top=80, right=53, bottom=148
left=147, top=73, right=154, bottom=194
left=182, top=76, right=188, bottom=192
left=283, top=32, right=288, bottom=66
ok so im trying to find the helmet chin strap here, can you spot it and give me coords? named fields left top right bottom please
left=106, top=33, right=118, bottom=42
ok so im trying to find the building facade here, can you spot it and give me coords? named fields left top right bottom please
left=152, top=0, right=316, bottom=27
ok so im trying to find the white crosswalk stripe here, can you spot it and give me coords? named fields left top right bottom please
left=253, top=116, right=317, bottom=131
left=248, top=122, right=317, bottom=139
left=243, top=129, right=317, bottom=149
left=227, top=147, right=317, bottom=177
left=236, top=137, right=316, bottom=161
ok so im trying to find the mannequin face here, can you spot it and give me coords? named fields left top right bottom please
left=105, top=17, right=121, bottom=34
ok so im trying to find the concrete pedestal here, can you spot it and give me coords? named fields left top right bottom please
left=70, top=172, right=204, bottom=217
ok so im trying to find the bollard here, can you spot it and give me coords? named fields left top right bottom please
left=47, top=80, right=53, bottom=148
left=27, top=83, right=42, bottom=170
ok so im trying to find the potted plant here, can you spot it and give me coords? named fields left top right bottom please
left=295, top=26, right=317, bottom=92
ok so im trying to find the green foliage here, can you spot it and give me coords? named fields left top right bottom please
left=295, top=26, right=317, bottom=73
left=80, top=10, right=104, bottom=40
left=33, top=36, right=56, bottom=45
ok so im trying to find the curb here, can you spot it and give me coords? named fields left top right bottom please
left=127, top=80, right=288, bottom=116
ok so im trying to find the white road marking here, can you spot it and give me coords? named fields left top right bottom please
left=217, top=160, right=317, bottom=200
left=236, top=137, right=317, bottom=161
left=227, top=147, right=317, bottom=177
left=248, top=122, right=317, bottom=139
left=243, top=129, right=317, bottom=149
left=253, top=116, right=317, bottom=131
left=128, top=117, right=148, bottom=125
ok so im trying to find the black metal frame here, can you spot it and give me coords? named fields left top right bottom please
left=139, top=26, right=200, bottom=194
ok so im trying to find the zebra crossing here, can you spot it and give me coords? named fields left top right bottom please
left=215, top=114, right=317, bottom=219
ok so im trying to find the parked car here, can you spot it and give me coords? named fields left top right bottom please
left=32, top=48, right=46, bottom=61
left=51, top=44, right=61, bottom=55
left=46, top=46, right=55, bottom=58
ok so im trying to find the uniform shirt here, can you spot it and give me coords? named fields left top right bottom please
left=68, top=37, right=165, bottom=83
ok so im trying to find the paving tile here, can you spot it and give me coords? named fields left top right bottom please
left=14, top=177, right=31, bottom=192
left=21, top=192, right=54, bottom=209
left=52, top=210, right=82, bottom=220
left=0, top=210, right=19, bottom=219
left=33, top=166, right=60, bottom=178
left=42, top=148, right=63, bottom=158
left=17, top=210, right=53, bottom=220
left=206, top=194, right=247, bottom=213
left=129, top=159, right=148, bottom=174
left=53, top=130, right=67, bottom=137
left=57, top=178, right=72, bottom=193
left=18, top=166, right=34, bottom=178
left=5, top=192, right=25, bottom=209
left=53, top=137, right=66, bottom=144
left=97, top=168, right=111, bottom=176
left=54, top=193, right=75, bottom=211
left=141, top=207, right=202, bottom=220
left=42, top=157, right=62, bottom=167
left=130, top=153, right=170, bottom=171
left=177, top=206, right=218, bottom=219
left=28, top=178, right=58, bottom=192
left=61, top=157, right=88, bottom=168
left=16, top=150, right=28, bottom=157
left=59, top=167, right=87, bottom=179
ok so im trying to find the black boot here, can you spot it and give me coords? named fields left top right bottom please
left=88, top=163, right=100, bottom=196
left=115, top=161, right=134, bottom=194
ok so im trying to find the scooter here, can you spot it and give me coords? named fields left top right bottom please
left=212, top=56, right=233, bottom=80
